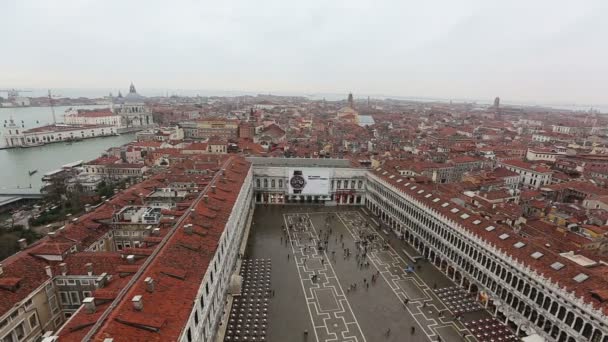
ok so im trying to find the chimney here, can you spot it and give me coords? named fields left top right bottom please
left=184, top=224, right=193, bottom=235
left=96, top=272, right=108, bottom=288
left=84, top=204, right=91, bottom=212
left=0, top=263, right=3, bottom=276
left=144, top=277, right=155, bottom=293
left=45, top=265, right=53, bottom=278
left=18, top=238, right=27, bottom=250
left=152, top=228, right=160, bottom=236
left=85, top=263, right=93, bottom=276
left=103, top=339, right=114, bottom=342
left=59, top=263, right=68, bottom=276
left=126, top=255, right=135, bottom=264
left=211, top=185, right=216, bottom=193
left=83, top=297, right=96, bottom=313
left=132, top=295, right=143, bottom=311
left=48, top=232, right=57, bottom=239
left=203, top=195, right=209, bottom=203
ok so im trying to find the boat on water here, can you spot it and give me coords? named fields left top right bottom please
left=28, top=169, right=38, bottom=176
left=22, top=142, right=45, bottom=148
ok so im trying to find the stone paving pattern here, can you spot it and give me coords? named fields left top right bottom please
left=243, top=206, right=494, bottom=342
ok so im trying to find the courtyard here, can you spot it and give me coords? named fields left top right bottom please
left=233, top=205, right=511, bottom=342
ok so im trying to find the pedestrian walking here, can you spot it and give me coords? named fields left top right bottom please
left=287, top=253, right=290, bottom=260
left=385, top=328, right=391, bottom=337
left=411, top=326, right=415, bottom=334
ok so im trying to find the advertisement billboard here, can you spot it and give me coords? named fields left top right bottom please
left=288, top=168, right=330, bottom=195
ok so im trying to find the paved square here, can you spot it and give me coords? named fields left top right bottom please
left=396, top=278, right=427, bottom=301
left=241, top=206, right=496, bottom=341
left=307, top=258, right=324, bottom=271
left=313, top=288, right=341, bottom=312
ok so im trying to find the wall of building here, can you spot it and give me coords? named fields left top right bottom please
left=181, top=168, right=253, bottom=342
left=365, top=173, right=607, bottom=342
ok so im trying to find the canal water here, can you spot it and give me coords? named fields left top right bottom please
left=0, top=106, right=135, bottom=191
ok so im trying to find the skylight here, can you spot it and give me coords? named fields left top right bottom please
left=473, top=220, right=481, bottom=225
left=499, top=233, right=510, bottom=240
left=425, top=193, right=432, bottom=198
left=417, top=190, right=424, bottom=194
left=382, top=171, right=388, bottom=175
left=531, top=252, right=544, bottom=259
left=513, top=242, right=526, bottom=248
left=485, top=226, right=496, bottom=232
left=376, top=168, right=382, bottom=171
left=433, top=198, right=440, bottom=202
left=411, top=186, right=417, bottom=190
left=389, top=175, right=395, bottom=179
left=450, top=208, right=460, bottom=213
left=551, top=262, right=565, bottom=270
left=441, top=203, right=449, bottom=207
left=573, top=273, right=589, bottom=283
left=405, top=183, right=411, bottom=186
left=396, top=179, right=403, bottom=183
left=460, top=213, right=470, bottom=219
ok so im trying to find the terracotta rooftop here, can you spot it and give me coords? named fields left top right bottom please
left=371, top=166, right=608, bottom=315
left=57, top=156, right=251, bottom=342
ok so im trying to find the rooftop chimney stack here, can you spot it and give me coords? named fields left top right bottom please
left=59, top=263, right=68, bottom=276
left=83, top=297, right=96, bottom=313
left=126, top=255, right=135, bottom=264
left=203, top=195, right=209, bottom=203
left=0, top=263, right=3, bottom=276
left=85, top=263, right=93, bottom=276
left=211, top=185, right=216, bottom=193
left=48, top=232, right=56, bottom=239
left=45, top=265, right=53, bottom=278
left=144, top=277, right=155, bottom=293
left=96, top=273, right=108, bottom=288
left=18, top=238, right=27, bottom=250
left=185, top=224, right=193, bottom=235
left=152, top=228, right=160, bottom=236
left=132, top=295, right=143, bottom=311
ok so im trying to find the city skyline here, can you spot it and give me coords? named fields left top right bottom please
left=3, top=0, right=608, bottom=105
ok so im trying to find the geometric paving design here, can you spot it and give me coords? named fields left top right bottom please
left=283, top=213, right=366, bottom=342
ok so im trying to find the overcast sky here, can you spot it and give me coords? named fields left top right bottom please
left=2, top=0, right=608, bottom=105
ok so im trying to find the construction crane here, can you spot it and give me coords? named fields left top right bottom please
left=0, top=89, right=32, bottom=100
left=48, top=90, right=63, bottom=124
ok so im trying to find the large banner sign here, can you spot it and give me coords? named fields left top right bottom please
left=288, top=168, right=330, bottom=195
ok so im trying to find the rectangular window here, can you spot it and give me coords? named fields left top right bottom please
left=55, top=279, right=65, bottom=286
left=59, top=292, right=70, bottom=305
left=83, top=291, right=92, bottom=298
left=50, top=297, right=59, bottom=314
left=66, top=279, right=76, bottom=286
left=29, top=313, right=38, bottom=329
left=15, top=322, right=24, bottom=340
left=80, top=279, right=90, bottom=286
left=70, top=291, right=80, bottom=305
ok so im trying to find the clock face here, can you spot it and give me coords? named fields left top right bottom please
left=290, top=175, right=306, bottom=189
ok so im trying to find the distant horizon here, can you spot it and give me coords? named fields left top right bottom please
left=2, top=86, right=606, bottom=113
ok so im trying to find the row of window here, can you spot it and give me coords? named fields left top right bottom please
left=254, top=177, right=364, bottom=190
left=1, top=313, right=38, bottom=342
left=366, top=178, right=605, bottom=342
left=59, top=290, right=92, bottom=306
left=185, top=179, right=253, bottom=342
left=55, top=278, right=92, bottom=286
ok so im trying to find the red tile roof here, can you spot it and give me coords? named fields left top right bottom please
left=370, top=166, right=608, bottom=315
left=59, top=156, right=251, bottom=342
